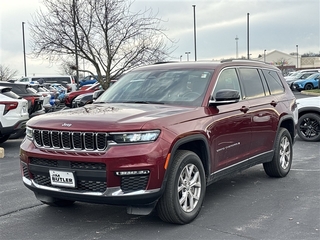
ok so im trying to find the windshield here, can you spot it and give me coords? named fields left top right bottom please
left=96, top=69, right=213, bottom=107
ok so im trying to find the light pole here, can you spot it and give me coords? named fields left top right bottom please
left=185, top=52, right=191, bottom=61
left=264, top=49, right=266, bottom=63
left=192, top=5, right=197, bottom=61
left=22, top=22, right=27, bottom=77
left=247, top=13, right=250, bottom=59
left=235, top=35, right=239, bottom=59
left=296, top=44, right=299, bottom=69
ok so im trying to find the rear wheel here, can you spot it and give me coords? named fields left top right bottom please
left=156, top=150, right=206, bottom=224
left=297, top=113, right=320, bottom=142
left=263, top=128, right=292, bottom=177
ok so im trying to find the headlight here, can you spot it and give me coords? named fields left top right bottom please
left=110, top=130, right=160, bottom=144
left=26, top=127, right=34, bottom=140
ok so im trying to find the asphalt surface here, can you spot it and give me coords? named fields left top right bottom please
left=0, top=133, right=319, bottom=240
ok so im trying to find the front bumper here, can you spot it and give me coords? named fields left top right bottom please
left=20, top=137, right=168, bottom=205
left=0, top=119, right=28, bottom=136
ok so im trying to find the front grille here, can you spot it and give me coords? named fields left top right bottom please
left=121, top=175, right=149, bottom=193
left=33, top=129, right=108, bottom=151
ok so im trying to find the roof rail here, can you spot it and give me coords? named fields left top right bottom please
left=153, top=61, right=179, bottom=65
left=220, top=59, right=270, bottom=64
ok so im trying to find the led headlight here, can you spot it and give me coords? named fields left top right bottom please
left=25, top=127, right=34, bottom=140
left=111, top=130, right=160, bottom=144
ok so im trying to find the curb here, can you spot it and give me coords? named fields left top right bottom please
left=300, top=91, right=320, bottom=96
left=0, top=147, right=4, bottom=158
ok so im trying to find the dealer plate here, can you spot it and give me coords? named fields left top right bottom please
left=49, top=170, right=75, bottom=188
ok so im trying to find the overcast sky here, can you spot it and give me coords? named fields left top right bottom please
left=0, top=0, right=319, bottom=78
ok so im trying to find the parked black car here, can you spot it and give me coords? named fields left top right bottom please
left=72, top=90, right=104, bottom=108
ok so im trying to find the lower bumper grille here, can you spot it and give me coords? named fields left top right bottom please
left=25, top=158, right=107, bottom=193
left=22, top=158, right=150, bottom=194
left=33, top=174, right=107, bottom=192
left=121, top=175, right=149, bottom=193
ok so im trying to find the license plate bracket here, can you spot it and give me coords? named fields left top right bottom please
left=49, top=170, right=76, bottom=188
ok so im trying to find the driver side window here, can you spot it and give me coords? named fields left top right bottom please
left=213, top=68, right=242, bottom=99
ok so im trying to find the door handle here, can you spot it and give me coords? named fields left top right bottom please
left=270, top=100, right=277, bottom=107
left=240, top=106, right=249, bottom=113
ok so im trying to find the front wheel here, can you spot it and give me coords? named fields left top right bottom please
left=0, top=134, right=10, bottom=144
left=304, top=83, right=313, bottom=90
left=263, top=128, right=293, bottom=177
left=297, top=113, right=320, bottom=142
left=156, top=150, right=206, bottom=224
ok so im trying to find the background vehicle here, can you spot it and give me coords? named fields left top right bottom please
left=78, top=75, right=98, bottom=87
left=296, top=96, right=320, bottom=141
left=20, top=61, right=296, bottom=224
left=16, top=75, right=77, bottom=92
left=0, top=86, right=29, bottom=143
left=292, top=72, right=320, bottom=91
left=285, top=72, right=316, bottom=89
left=0, top=82, right=44, bottom=118
left=64, top=82, right=101, bottom=108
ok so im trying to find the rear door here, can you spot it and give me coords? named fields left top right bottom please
left=237, top=67, right=279, bottom=157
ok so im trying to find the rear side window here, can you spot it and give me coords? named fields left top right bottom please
left=262, top=70, right=284, bottom=95
left=11, top=85, right=27, bottom=94
left=238, top=68, right=265, bottom=99
left=1, top=89, right=21, bottom=99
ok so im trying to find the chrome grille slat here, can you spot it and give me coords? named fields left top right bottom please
left=33, top=129, right=108, bottom=151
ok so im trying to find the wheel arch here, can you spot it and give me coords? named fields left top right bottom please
left=298, top=107, right=320, bottom=119
left=161, top=134, right=211, bottom=191
left=278, top=115, right=295, bottom=144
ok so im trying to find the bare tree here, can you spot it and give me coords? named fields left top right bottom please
left=29, top=0, right=175, bottom=89
left=273, top=58, right=291, bottom=75
left=0, top=65, right=18, bottom=81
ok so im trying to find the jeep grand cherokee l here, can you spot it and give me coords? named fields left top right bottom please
left=20, top=60, right=297, bottom=224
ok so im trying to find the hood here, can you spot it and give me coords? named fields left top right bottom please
left=293, top=79, right=305, bottom=84
left=27, top=103, right=197, bottom=131
left=297, top=96, right=320, bottom=109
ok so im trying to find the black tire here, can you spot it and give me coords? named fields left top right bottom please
left=0, top=134, right=10, bottom=144
left=297, top=113, right=320, bottom=142
left=9, top=129, right=26, bottom=139
left=40, top=198, right=75, bottom=207
left=263, top=128, right=293, bottom=178
left=156, top=150, right=206, bottom=224
left=304, top=83, right=313, bottom=90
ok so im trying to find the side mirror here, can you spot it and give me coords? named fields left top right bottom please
left=92, top=89, right=104, bottom=101
left=209, top=89, right=240, bottom=106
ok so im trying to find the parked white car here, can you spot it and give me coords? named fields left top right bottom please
left=296, top=96, right=320, bottom=141
left=0, top=86, right=29, bottom=143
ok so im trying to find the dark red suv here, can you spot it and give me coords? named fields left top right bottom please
left=20, top=60, right=297, bottom=224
